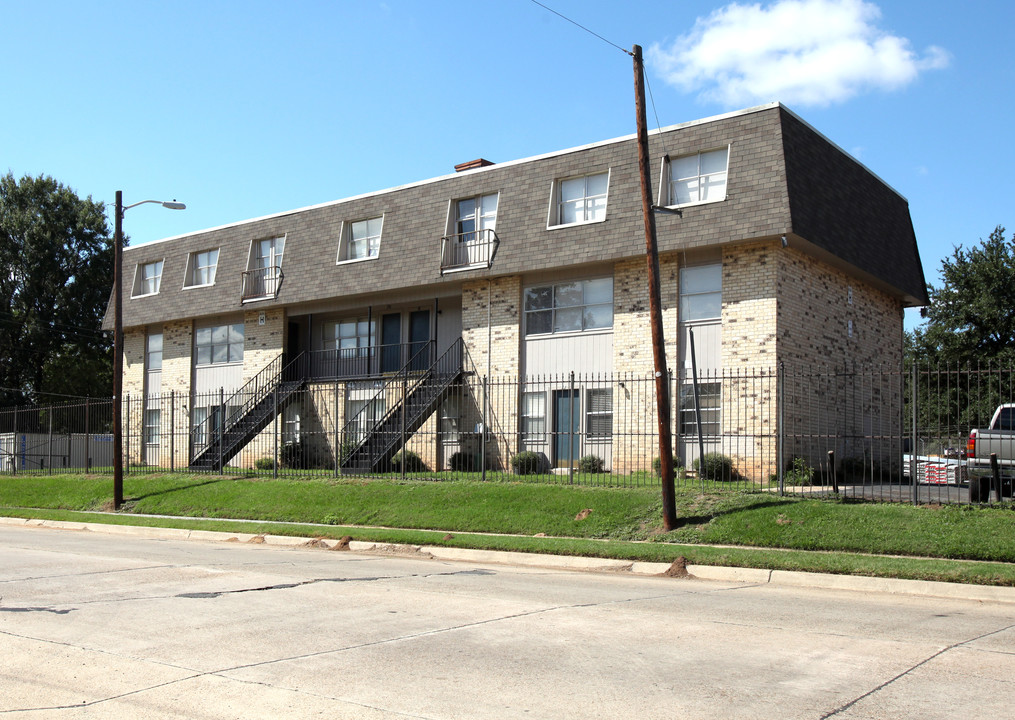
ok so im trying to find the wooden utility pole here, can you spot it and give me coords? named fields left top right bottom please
left=633, top=45, right=677, bottom=530
left=113, top=190, right=124, bottom=510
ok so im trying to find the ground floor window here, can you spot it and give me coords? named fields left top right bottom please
left=678, top=382, right=721, bottom=436
left=283, top=404, right=301, bottom=443
left=585, top=388, right=613, bottom=440
left=345, top=396, right=385, bottom=443
left=144, top=409, right=160, bottom=446
left=440, top=396, right=460, bottom=443
left=521, top=391, right=546, bottom=448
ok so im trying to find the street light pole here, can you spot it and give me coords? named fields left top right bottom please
left=112, top=194, right=185, bottom=510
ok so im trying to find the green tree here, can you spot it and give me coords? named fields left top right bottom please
left=0, top=173, right=113, bottom=406
left=909, top=225, right=1015, bottom=364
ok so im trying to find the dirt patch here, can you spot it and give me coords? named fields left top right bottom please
left=574, top=508, right=593, bottom=521
left=663, top=556, right=691, bottom=578
left=224, top=537, right=240, bottom=543
left=247, top=535, right=266, bottom=544
left=442, top=533, right=454, bottom=541
left=330, top=535, right=352, bottom=551
left=301, top=537, right=331, bottom=549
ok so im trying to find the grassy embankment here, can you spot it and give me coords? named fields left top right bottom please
left=2, top=472, right=1014, bottom=586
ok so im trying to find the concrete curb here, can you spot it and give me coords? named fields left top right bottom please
left=6, top=516, right=1015, bottom=604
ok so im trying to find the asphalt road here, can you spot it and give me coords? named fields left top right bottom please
left=1, top=524, right=1014, bottom=719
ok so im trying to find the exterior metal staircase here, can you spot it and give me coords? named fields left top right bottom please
left=189, top=353, right=306, bottom=471
left=340, top=339, right=465, bottom=473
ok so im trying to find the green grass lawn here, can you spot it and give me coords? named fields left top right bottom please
left=3, top=472, right=1014, bottom=586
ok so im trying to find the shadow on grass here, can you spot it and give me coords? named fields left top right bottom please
left=129, top=476, right=232, bottom=502
left=675, top=497, right=800, bottom=528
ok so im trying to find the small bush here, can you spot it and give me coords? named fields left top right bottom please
left=511, top=451, right=546, bottom=475
left=390, top=450, right=428, bottom=473
left=693, top=452, right=736, bottom=482
left=449, top=451, right=478, bottom=472
left=254, top=456, right=275, bottom=471
left=771, top=456, right=814, bottom=485
left=338, top=439, right=359, bottom=465
left=280, top=438, right=330, bottom=470
left=578, top=454, right=606, bottom=474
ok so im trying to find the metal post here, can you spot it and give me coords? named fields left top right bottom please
left=85, top=397, right=90, bottom=471
left=778, top=362, right=785, bottom=496
left=990, top=452, right=1000, bottom=504
left=169, top=390, right=175, bottom=472
left=273, top=384, right=279, bottom=479
left=401, top=369, right=408, bottom=481
left=334, top=380, right=340, bottom=478
left=124, top=394, right=131, bottom=476
left=11, top=406, right=17, bottom=475
left=47, top=404, right=53, bottom=475
left=689, top=328, right=706, bottom=492
left=569, top=371, right=576, bottom=485
left=911, top=361, right=918, bottom=505
left=829, top=450, right=838, bottom=494
left=481, top=375, right=488, bottom=482
left=218, top=387, right=225, bottom=473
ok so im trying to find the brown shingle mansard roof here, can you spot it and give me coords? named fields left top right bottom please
left=104, top=103, right=926, bottom=331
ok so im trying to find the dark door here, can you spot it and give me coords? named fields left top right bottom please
left=553, top=389, right=580, bottom=468
left=380, top=314, right=401, bottom=373
left=408, top=310, right=431, bottom=371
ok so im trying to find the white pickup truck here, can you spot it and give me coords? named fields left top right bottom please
left=965, top=404, right=1015, bottom=501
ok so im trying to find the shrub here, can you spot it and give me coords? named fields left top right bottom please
left=772, top=456, right=814, bottom=485
left=254, top=456, right=275, bottom=471
left=693, top=452, right=736, bottom=482
left=390, top=450, right=428, bottom=473
left=280, top=438, right=330, bottom=470
left=338, top=439, right=359, bottom=465
left=449, top=451, right=478, bottom=472
left=652, top=456, right=683, bottom=480
left=578, top=454, right=606, bottom=474
left=511, top=451, right=546, bottom=475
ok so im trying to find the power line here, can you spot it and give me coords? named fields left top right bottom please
left=0, top=386, right=105, bottom=402
left=528, top=0, right=632, bottom=56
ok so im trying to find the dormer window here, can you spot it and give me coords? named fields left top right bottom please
left=132, top=260, right=163, bottom=297
left=242, top=236, right=285, bottom=301
left=547, top=172, right=609, bottom=229
left=337, top=217, right=383, bottom=264
left=185, top=249, right=219, bottom=288
left=665, top=147, right=729, bottom=207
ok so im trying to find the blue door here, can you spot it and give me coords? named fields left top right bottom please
left=553, top=390, right=580, bottom=467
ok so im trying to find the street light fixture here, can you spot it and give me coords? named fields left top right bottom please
left=113, top=191, right=185, bottom=509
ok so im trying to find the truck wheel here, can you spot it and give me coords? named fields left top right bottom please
left=969, top=477, right=990, bottom=503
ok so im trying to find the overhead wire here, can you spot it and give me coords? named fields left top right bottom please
left=528, top=0, right=632, bottom=56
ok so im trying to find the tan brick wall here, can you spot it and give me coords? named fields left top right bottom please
left=461, top=277, right=520, bottom=469
left=613, top=254, right=678, bottom=375
left=243, top=308, right=286, bottom=383
left=122, top=329, right=146, bottom=399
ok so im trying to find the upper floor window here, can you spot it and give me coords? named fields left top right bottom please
left=338, top=217, right=383, bottom=263
left=524, top=277, right=613, bottom=336
left=243, top=236, right=285, bottom=300
left=185, top=249, right=219, bottom=287
left=550, top=172, right=608, bottom=227
left=668, top=148, right=729, bottom=207
left=456, top=194, right=498, bottom=239
left=132, top=260, right=163, bottom=297
left=194, top=323, right=244, bottom=365
left=680, top=264, right=722, bottom=322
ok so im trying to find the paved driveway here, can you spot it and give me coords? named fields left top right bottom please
left=1, top=524, right=1013, bottom=719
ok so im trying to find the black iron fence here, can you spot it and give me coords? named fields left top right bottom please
left=3, top=361, right=1015, bottom=505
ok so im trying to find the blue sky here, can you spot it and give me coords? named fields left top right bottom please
left=4, top=0, right=1012, bottom=331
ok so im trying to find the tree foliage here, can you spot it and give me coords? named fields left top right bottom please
left=909, top=225, right=1015, bottom=364
left=0, top=173, right=113, bottom=406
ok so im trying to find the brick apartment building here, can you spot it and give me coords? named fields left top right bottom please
left=103, top=102, right=927, bottom=479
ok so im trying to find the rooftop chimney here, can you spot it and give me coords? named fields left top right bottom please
left=454, top=158, right=494, bottom=173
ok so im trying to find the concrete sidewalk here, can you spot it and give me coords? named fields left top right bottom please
left=3, top=514, right=1014, bottom=605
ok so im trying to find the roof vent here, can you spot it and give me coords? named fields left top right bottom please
left=454, top=158, right=494, bottom=173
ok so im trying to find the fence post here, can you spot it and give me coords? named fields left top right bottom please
left=169, top=390, right=176, bottom=472
left=218, top=387, right=225, bottom=473
left=990, top=452, right=1001, bottom=504
left=481, top=375, right=488, bottom=482
left=569, top=371, right=576, bottom=485
left=11, top=405, right=17, bottom=475
left=273, top=383, right=279, bottom=480
left=778, top=362, right=785, bottom=496
left=828, top=450, right=838, bottom=494
left=911, top=361, right=918, bottom=505
left=401, top=370, right=407, bottom=481
left=334, top=379, right=340, bottom=478
left=125, top=394, right=130, bottom=476
left=85, top=397, right=91, bottom=471
left=47, top=404, right=53, bottom=475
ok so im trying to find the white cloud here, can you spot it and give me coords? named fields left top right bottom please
left=648, top=0, right=950, bottom=108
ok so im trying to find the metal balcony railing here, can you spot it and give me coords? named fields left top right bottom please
left=440, top=228, right=499, bottom=273
left=241, top=265, right=284, bottom=301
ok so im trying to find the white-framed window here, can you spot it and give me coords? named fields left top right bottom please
left=549, top=172, right=609, bottom=227
left=132, top=260, right=164, bottom=297
left=345, top=395, right=385, bottom=443
left=586, top=388, right=613, bottom=440
left=194, top=323, right=244, bottom=366
left=245, top=235, right=285, bottom=299
left=323, top=318, right=375, bottom=357
left=144, top=408, right=160, bottom=446
left=521, top=391, right=546, bottom=447
left=524, top=277, right=613, bottom=336
left=679, top=265, right=722, bottom=322
left=283, top=403, right=301, bottom=443
left=456, top=193, right=498, bottom=239
left=440, top=396, right=460, bottom=443
left=679, top=382, right=721, bottom=436
left=146, top=332, right=163, bottom=371
left=338, top=217, right=383, bottom=263
left=667, top=147, right=729, bottom=207
left=185, top=249, right=219, bottom=287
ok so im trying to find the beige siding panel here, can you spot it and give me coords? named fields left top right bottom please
left=678, top=322, right=721, bottom=376
left=194, top=364, right=243, bottom=395
left=523, top=332, right=613, bottom=377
